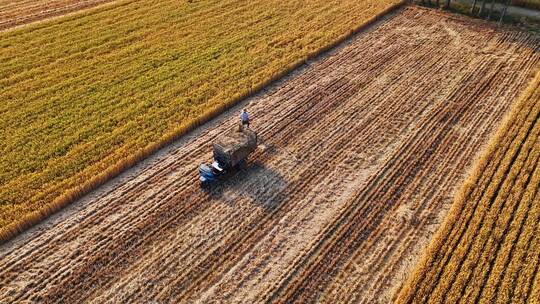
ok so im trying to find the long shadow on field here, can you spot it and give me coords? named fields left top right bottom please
left=207, top=161, right=289, bottom=210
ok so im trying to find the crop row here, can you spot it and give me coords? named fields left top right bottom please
left=397, top=69, right=540, bottom=303
left=261, top=9, right=540, bottom=303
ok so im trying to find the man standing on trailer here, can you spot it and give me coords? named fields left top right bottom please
left=240, top=108, right=250, bottom=130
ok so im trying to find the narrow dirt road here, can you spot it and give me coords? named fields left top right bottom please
left=1, top=7, right=539, bottom=303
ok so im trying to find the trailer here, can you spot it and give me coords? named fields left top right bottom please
left=199, top=128, right=258, bottom=185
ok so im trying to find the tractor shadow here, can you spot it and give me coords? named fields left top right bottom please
left=206, top=161, right=289, bottom=210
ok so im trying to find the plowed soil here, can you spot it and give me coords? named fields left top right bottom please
left=1, top=7, right=539, bottom=303
left=0, top=0, right=114, bottom=31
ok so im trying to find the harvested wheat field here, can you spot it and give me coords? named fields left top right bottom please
left=0, top=6, right=539, bottom=303
left=0, top=0, right=115, bottom=30
left=397, top=70, right=540, bottom=304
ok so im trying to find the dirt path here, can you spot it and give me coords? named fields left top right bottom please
left=0, top=6, right=539, bottom=303
left=0, top=0, right=116, bottom=31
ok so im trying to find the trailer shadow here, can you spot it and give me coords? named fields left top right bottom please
left=206, top=161, right=289, bottom=210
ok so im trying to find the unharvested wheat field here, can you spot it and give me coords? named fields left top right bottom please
left=0, top=0, right=402, bottom=238
left=397, top=70, right=540, bottom=304
left=0, top=7, right=539, bottom=303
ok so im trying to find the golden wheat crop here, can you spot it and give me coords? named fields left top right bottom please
left=0, top=0, right=403, bottom=242
left=397, top=70, right=540, bottom=304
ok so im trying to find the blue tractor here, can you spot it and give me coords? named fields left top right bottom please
left=199, top=128, right=258, bottom=186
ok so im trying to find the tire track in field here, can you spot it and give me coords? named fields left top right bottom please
left=0, top=6, right=539, bottom=303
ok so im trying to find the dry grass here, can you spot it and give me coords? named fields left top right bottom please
left=0, top=0, right=404, bottom=243
left=396, top=70, right=540, bottom=303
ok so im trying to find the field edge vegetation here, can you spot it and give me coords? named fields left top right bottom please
left=396, top=69, right=540, bottom=303
left=0, top=0, right=405, bottom=244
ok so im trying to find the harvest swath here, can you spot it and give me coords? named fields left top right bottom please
left=397, top=71, right=540, bottom=303
left=0, top=7, right=538, bottom=303
left=0, top=0, right=402, bottom=240
left=0, top=0, right=114, bottom=30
